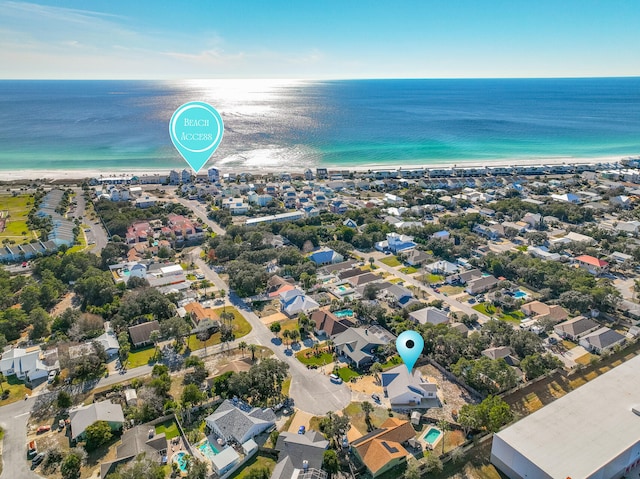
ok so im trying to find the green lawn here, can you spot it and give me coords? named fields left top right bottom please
left=343, top=402, right=393, bottom=435
left=0, top=375, right=31, bottom=406
left=155, top=419, right=180, bottom=439
left=296, top=348, right=333, bottom=367
left=228, top=454, right=276, bottom=479
left=126, top=345, right=158, bottom=368
left=423, top=273, right=445, bottom=284
left=0, top=195, right=36, bottom=243
left=281, top=377, right=291, bottom=396
left=336, top=366, right=360, bottom=382
left=380, top=355, right=402, bottom=370
left=562, top=340, right=577, bottom=350
left=66, top=225, right=88, bottom=254
left=186, top=307, right=251, bottom=351
left=380, top=256, right=402, bottom=267
left=472, top=303, right=525, bottom=323
left=399, top=266, right=418, bottom=274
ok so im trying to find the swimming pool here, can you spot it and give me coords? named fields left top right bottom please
left=173, top=451, right=189, bottom=471
left=336, top=285, right=349, bottom=292
left=334, top=309, right=353, bottom=318
left=198, top=440, right=220, bottom=461
left=513, top=290, right=528, bottom=299
left=424, top=427, right=442, bottom=446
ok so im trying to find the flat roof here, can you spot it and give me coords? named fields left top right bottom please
left=495, top=354, right=640, bottom=478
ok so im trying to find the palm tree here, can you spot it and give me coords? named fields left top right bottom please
left=196, top=329, right=212, bottom=355
left=361, top=401, right=374, bottom=431
left=249, top=344, right=258, bottom=362
left=282, top=330, right=291, bottom=349
left=370, top=362, right=383, bottom=383
left=149, top=330, right=161, bottom=360
left=201, top=279, right=212, bottom=298
left=437, top=419, right=450, bottom=455
left=238, top=341, right=248, bottom=358
left=290, top=329, right=300, bottom=345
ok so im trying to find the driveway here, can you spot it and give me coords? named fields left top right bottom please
left=0, top=399, right=43, bottom=479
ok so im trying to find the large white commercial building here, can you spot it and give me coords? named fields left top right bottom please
left=491, top=354, right=640, bottom=479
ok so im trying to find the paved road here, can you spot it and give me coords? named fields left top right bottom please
left=0, top=399, right=43, bottom=479
left=368, top=252, right=492, bottom=322
left=174, top=197, right=226, bottom=236
left=71, top=187, right=108, bottom=253
left=193, top=250, right=352, bottom=415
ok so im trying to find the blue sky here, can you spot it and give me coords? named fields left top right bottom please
left=2, top=0, right=639, bottom=79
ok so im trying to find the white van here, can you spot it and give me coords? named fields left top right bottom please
left=329, top=374, right=343, bottom=384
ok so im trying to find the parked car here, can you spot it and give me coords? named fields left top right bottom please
left=31, top=452, right=45, bottom=467
left=298, top=426, right=306, bottom=435
left=36, top=425, right=51, bottom=434
left=371, top=394, right=381, bottom=403
left=47, top=370, right=58, bottom=383
left=468, top=298, right=476, bottom=304
left=330, top=374, right=343, bottom=384
left=27, top=440, right=37, bottom=458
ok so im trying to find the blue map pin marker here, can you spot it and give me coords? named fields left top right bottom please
left=169, top=101, right=224, bottom=173
left=396, top=330, right=424, bottom=374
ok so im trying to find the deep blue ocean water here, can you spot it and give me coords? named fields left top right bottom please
left=0, top=78, right=639, bottom=173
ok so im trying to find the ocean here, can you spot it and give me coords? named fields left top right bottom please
left=0, top=78, right=639, bottom=174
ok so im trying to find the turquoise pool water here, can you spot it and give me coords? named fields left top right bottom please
left=334, top=309, right=353, bottom=318
left=173, top=452, right=189, bottom=471
left=337, top=285, right=349, bottom=292
left=513, top=290, right=527, bottom=299
left=424, top=427, right=442, bottom=445
left=198, top=441, right=220, bottom=461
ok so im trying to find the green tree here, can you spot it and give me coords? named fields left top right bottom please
left=245, top=467, right=270, bottom=479
left=403, top=460, right=420, bottom=479
left=181, top=384, right=205, bottom=405
left=187, top=457, right=208, bottom=479
left=84, top=420, right=113, bottom=451
left=57, top=391, right=72, bottom=409
left=238, top=341, right=248, bottom=357
left=249, top=344, right=258, bottom=362
left=437, top=419, right=450, bottom=455
left=322, top=449, right=340, bottom=477
left=29, top=307, right=51, bottom=340
left=521, top=353, right=563, bottom=380
left=361, top=401, right=374, bottom=430
left=269, top=321, right=282, bottom=338
left=424, top=453, right=443, bottom=473
left=319, top=411, right=350, bottom=448
left=370, top=362, right=382, bottom=381
left=60, top=451, right=82, bottom=479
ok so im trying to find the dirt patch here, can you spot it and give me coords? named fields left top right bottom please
left=347, top=375, right=383, bottom=395
left=50, top=292, right=78, bottom=317
left=417, top=364, right=478, bottom=423
left=262, top=312, right=287, bottom=325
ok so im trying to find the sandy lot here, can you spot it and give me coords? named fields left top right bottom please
left=417, top=364, right=478, bottom=422
left=287, top=410, right=314, bottom=433
left=262, top=312, right=287, bottom=325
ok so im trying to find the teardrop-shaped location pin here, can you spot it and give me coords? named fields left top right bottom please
left=396, top=330, right=424, bottom=374
left=169, top=101, right=224, bottom=173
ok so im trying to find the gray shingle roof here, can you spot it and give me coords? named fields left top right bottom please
left=69, top=400, right=125, bottom=440
left=205, top=400, right=275, bottom=443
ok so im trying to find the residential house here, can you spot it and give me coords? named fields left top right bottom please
left=222, top=197, right=249, bottom=215
left=321, top=260, right=356, bottom=275
left=431, top=230, right=450, bottom=241
left=610, top=195, right=632, bottom=209
left=279, top=288, right=320, bottom=317
left=70, top=400, right=125, bottom=441
left=383, top=284, right=417, bottom=308
left=330, top=200, right=348, bottom=214
left=375, top=233, right=417, bottom=253
left=425, top=260, right=459, bottom=275
left=554, top=316, right=600, bottom=341
left=351, top=418, right=415, bottom=478
left=0, top=347, right=53, bottom=382
left=575, top=255, right=609, bottom=275
left=473, top=224, right=503, bottom=241
left=211, top=447, right=241, bottom=476
left=135, top=195, right=159, bottom=209
left=94, top=329, right=120, bottom=359
left=381, top=365, right=438, bottom=407
left=528, top=246, right=561, bottom=261
left=404, top=249, right=430, bottom=267
left=271, top=431, right=329, bottom=479
left=128, top=320, right=161, bottom=348
left=308, top=247, right=344, bottom=266
left=521, top=212, right=542, bottom=229
left=208, top=167, right=220, bottom=182
left=343, top=218, right=358, bottom=229
left=409, top=307, right=449, bottom=326
left=446, top=268, right=482, bottom=285
left=348, top=272, right=381, bottom=287
left=333, top=328, right=387, bottom=368
left=615, top=220, right=640, bottom=235
left=184, top=302, right=220, bottom=325
left=579, top=327, right=626, bottom=354
left=465, top=275, right=498, bottom=295
left=551, top=192, right=581, bottom=204
left=482, top=347, right=520, bottom=367
left=100, top=425, right=168, bottom=478
left=204, top=399, right=275, bottom=444
left=311, top=309, right=354, bottom=338
left=521, top=301, right=568, bottom=325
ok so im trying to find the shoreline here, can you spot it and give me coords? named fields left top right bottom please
left=0, top=154, right=632, bottom=182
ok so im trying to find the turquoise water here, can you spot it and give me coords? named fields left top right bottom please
left=424, top=428, right=442, bottom=445
left=513, top=291, right=527, bottom=299
left=1, top=78, right=639, bottom=173
left=337, top=285, right=349, bottom=292
left=334, top=309, right=354, bottom=318
left=198, top=441, right=220, bottom=461
left=173, top=452, right=189, bottom=471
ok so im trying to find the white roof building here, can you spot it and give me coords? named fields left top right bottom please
left=491, top=354, right=640, bottom=479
